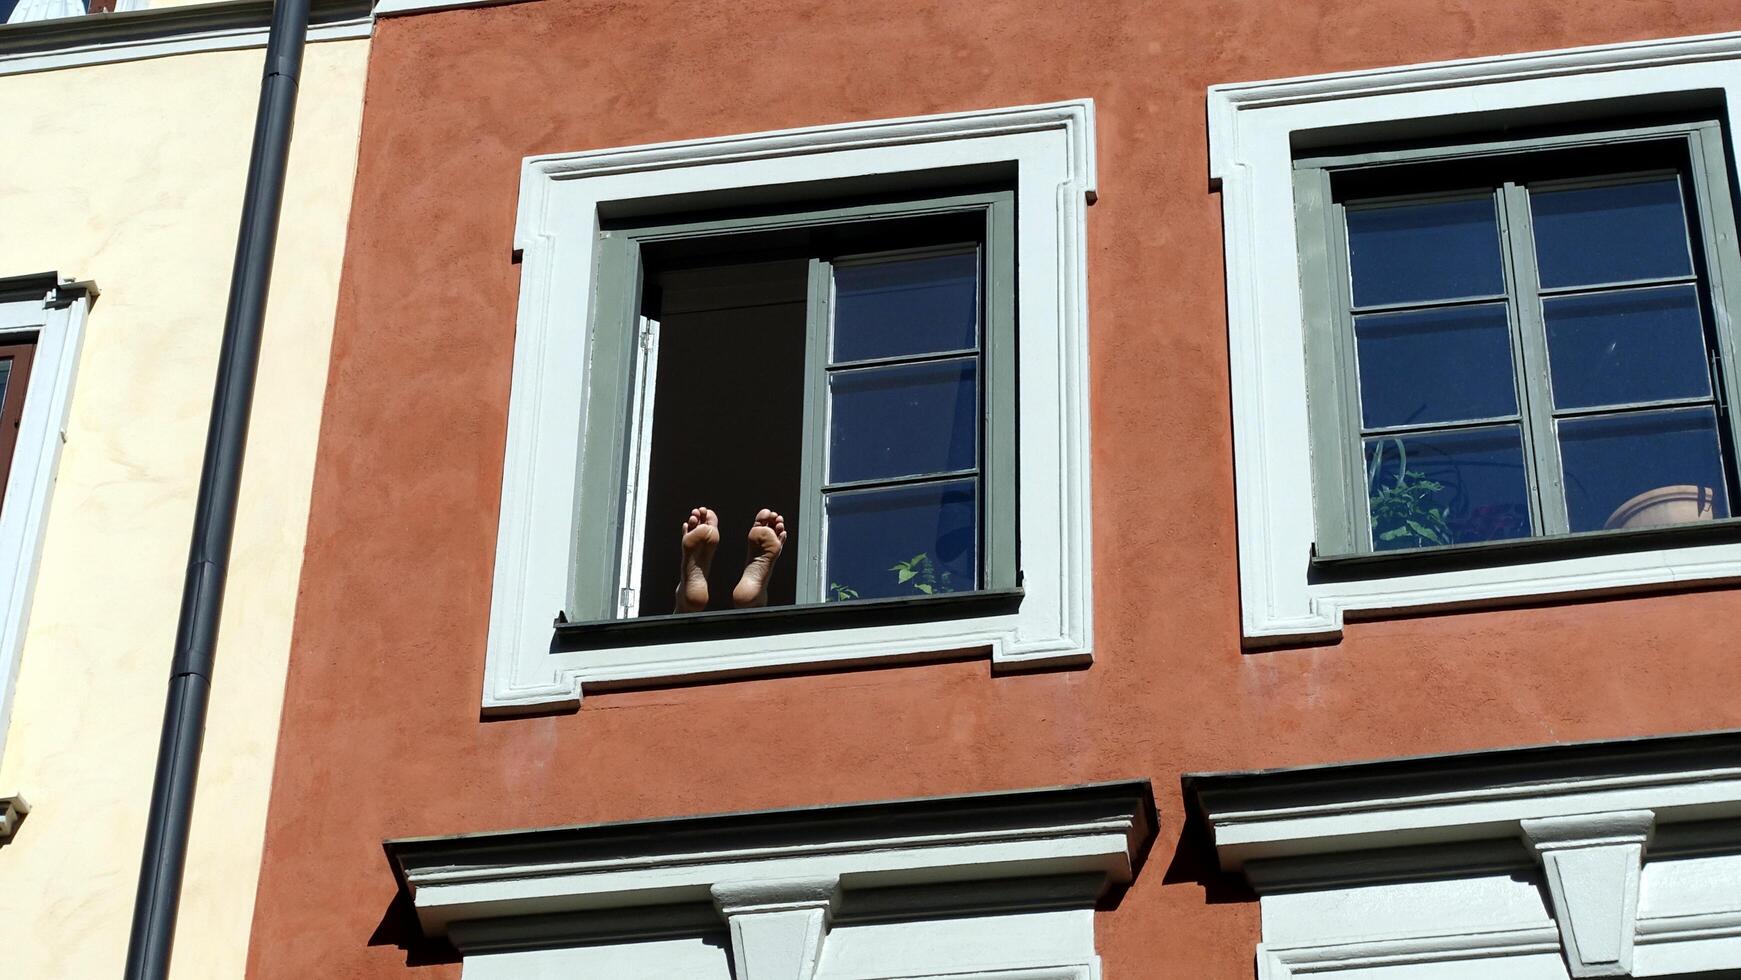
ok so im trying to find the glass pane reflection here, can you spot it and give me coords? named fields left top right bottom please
left=1559, top=407, right=1729, bottom=533
left=1544, top=285, right=1710, bottom=411
left=830, top=359, right=978, bottom=484
left=834, top=251, right=978, bottom=363
left=825, top=480, right=976, bottom=601
left=1531, top=177, right=1693, bottom=289
left=1346, top=197, right=1505, bottom=308
left=1355, top=303, right=1517, bottom=429
left=1364, top=427, right=1531, bottom=551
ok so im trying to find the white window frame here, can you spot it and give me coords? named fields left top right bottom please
left=485, top=102, right=1096, bottom=713
left=0, top=275, right=93, bottom=766
left=1210, top=30, right=1741, bottom=645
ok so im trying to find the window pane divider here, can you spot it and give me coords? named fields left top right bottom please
left=1536, top=274, right=1699, bottom=298
left=1361, top=415, right=1523, bottom=437
left=823, top=468, right=980, bottom=495
left=1498, top=181, right=1569, bottom=536
left=1549, top=396, right=1718, bottom=421
left=828, top=349, right=978, bottom=373
left=1351, top=293, right=1510, bottom=316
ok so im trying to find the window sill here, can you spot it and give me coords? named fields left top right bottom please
left=1310, top=518, right=1741, bottom=579
left=554, top=588, right=1025, bottom=652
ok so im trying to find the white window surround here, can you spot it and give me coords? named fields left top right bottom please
left=1188, top=731, right=1741, bottom=979
left=384, top=781, right=1151, bottom=980
left=0, top=275, right=94, bottom=770
left=1210, top=30, right=1741, bottom=645
left=486, top=101, right=1096, bottom=713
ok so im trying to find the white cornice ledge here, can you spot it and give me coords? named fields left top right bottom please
left=386, top=781, right=1153, bottom=941
left=0, top=792, right=28, bottom=842
left=1206, top=30, right=1741, bottom=179
left=1186, top=730, right=1741, bottom=872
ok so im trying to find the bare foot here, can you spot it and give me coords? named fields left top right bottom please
left=675, top=507, right=719, bottom=613
left=731, top=509, right=787, bottom=608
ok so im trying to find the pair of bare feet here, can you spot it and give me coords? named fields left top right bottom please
left=675, top=507, right=787, bottom=612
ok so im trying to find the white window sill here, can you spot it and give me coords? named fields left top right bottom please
left=483, top=102, right=1098, bottom=713
left=1208, top=30, right=1741, bottom=645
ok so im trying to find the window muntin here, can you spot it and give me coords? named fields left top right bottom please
left=1301, top=124, right=1741, bottom=557
left=571, top=191, right=1017, bottom=623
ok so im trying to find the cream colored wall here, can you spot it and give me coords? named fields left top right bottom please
left=0, top=39, right=366, bottom=979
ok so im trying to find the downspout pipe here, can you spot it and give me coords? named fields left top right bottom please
left=124, top=0, right=309, bottom=975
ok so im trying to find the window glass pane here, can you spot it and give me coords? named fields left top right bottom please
left=829, top=359, right=977, bottom=484
left=1531, top=177, right=1693, bottom=288
left=1364, top=427, right=1531, bottom=550
left=1355, top=303, right=1517, bottom=429
left=825, top=479, right=976, bottom=601
left=833, top=251, right=978, bottom=363
left=1544, top=285, right=1710, bottom=410
left=0, top=360, right=13, bottom=408
left=1345, top=197, right=1504, bottom=308
left=1559, top=407, right=1729, bottom=533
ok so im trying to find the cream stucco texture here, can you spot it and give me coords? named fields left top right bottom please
left=0, top=38, right=366, bottom=979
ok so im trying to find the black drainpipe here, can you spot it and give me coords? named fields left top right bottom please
left=124, top=0, right=309, bottom=975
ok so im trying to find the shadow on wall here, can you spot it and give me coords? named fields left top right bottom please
left=1159, top=796, right=1258, bottom=906
left=367, top=874, right=459, bottom=967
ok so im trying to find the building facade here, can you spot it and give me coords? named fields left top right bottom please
left=0, top=1, right=367, bottom=976
left=235, top=1, right=1741, bottom=977
left=9, top=0, right=1741, bottom=978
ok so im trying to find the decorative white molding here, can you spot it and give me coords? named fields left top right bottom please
left=0, top=276, right=94, bottom=771
left=1208, top=31, right=1741, bottom=643
left=712, top=877, right=838, bottom=980
left=486, top=100, right=1097, bottom=712
left=0, top=791, right=26, bottom=841
left=1191, top=733, right=1741, bottom=979
left=388, top=782, right=1149, bottom=941
left=371, top=0, right=528, bottom=18
left=0, top=0, right=370, bottom=78
left=1520, top=811, right=1654, bottom=977
left=6, top=0, right=84, bottom=25
left=1191, top=736, right=1741, bottom=871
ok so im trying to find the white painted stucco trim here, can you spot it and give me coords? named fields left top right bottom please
left=1209, top=30, right=1741, bottom=644
left=486, top=101, right=1096, bottom=712
left=0, top=0, right=369, bottom=78
left=1193, top=734, right=1741, bottom=979
left=388, top=783, right=1145, bottom=980
left=0, top=279, right=91, bottom=770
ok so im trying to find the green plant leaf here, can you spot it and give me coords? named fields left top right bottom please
left=914, top=583, right=934, bottom=594
left=896, top=568, right=916, bottom=584
left=1405, top=520, right=1444, bottom=544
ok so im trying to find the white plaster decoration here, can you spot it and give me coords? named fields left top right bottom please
left=486, top=100, right=1097, bottom=712
left=1190, top=733, right=1741, bottom=979
left=1208, top=30, right=1741, bottom=644
left=712, top=877, right=839, bottom=980
left=0, top=791, right=27, bottom=841
left=1521, top=811, right=1655, bottom=977
left=5, top=0, right=83, bottom=24
left=387, top=783, right=1149, bottom=979
left=0, top=0, right=371, bottom=78
left=0, top=277, right=94, bottom=771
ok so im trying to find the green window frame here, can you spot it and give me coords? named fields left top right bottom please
left=565, top=190, right=1019, bottom=623
left=1294, top=119, right=1741, bottom=560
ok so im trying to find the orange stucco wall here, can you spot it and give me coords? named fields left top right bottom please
left=245, top=1, right=1741, bottom=976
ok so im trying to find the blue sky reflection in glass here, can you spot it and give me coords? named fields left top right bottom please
left=825, top=247, right=982, bottom=600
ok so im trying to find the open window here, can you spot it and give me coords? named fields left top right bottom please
left=485, top=101, right=1095, bottom=709
left=565, top=191, right=1018, bottom=625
